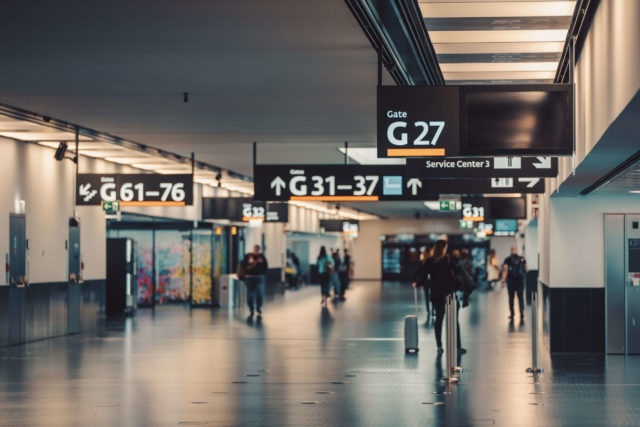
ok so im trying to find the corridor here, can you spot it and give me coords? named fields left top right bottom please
left=1, top=283, right=638, bottom=426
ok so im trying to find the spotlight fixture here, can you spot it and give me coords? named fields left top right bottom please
left=215, top=171, right=222, bottom=187
left=54, top=142, right=68, bottom=161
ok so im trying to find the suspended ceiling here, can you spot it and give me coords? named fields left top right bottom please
left=419, top=1, right=578, bottom=84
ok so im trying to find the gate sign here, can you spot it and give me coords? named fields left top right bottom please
left=253, top=164, right=546, bottom=201
left=406, top=156, right=558, bottom=178
left=76, top=174, right=193, bottom=206
left=377, top=86, right=460, bottom=158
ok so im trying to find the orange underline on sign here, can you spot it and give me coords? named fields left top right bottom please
left=462, top=216, right=485, bottom=222
left=242, top=217, right=264, bottom=222
left=290, top=196, right=379, bottom=202
left=387, top=148, right=445, bottom=157
left=119, top=201, right=186, bottom=207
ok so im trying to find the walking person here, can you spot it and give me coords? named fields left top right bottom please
left=413, top=240, right=461, bottom=353
left=241, top=245, right=268, bottom=318
left=501, top=246, right=527, bottom=321
left=316, top=246, right=333, bottom=306
left=330, top=249, right=342, bottom=299
left=486, top=249, right=500, bottom=290
left=339, top=249, right=351, bottom=297
left=414, top=247, right=433, bottom=317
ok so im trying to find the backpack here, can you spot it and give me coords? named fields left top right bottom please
left=507, top=256, right=525, bottom=281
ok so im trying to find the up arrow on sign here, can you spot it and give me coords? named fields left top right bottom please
left=532, top=157, right=552, bottom=169
left=270, top=176, right=286, bottom=196
left=407, top=178, right=422, bottom=196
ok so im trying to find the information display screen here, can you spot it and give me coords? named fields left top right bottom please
left=494, top=219, right=518, bottom=235
left=487, top=197, right=526, bottom=220
left=461, top=85, right=573, bottom=155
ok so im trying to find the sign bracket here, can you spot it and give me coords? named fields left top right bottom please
left=344, top=141, right=348, bottom=165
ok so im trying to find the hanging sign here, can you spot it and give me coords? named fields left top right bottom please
left=377, top=86, right=460, bottom=158
left=253, top=164, right=546, bottom=201
left=406, top=156, right=558, bottom=178
left=76, top=174, right=192, bottom=206
left=378, top=84, right=573, bottom=158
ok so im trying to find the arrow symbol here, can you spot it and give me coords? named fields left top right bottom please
left=532, top=157, right=551, bottom=169
left=79, top=183, right=91, bottom=196
left=270, top=176, right=286, bottom=196
left=407, top=178, right=422, bottom=196
left=518, top=178, right=540, bottom=188
left=79, top=183, right=97, bottom=201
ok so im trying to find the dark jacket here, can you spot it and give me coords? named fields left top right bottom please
left=415, top=255, right=456, bottom=301
left=242, top=252, right=268, bottom=277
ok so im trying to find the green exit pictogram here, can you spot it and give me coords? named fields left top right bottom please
left=439, top=200, right=458, bottom=211
left=102, top=201, right=120, bottom=212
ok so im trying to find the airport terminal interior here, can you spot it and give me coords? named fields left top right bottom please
left=1, top=1, right=640, bottom=426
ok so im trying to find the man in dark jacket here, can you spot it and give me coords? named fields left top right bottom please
left=242, top=245, right=268, bottom=317
left=502, top=246, right=527, bottom=320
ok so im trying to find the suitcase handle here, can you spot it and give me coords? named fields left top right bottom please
left=414, top=286, right=418, bottom=316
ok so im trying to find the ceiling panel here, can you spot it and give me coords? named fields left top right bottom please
left=419, top=0, right=577, bottom=84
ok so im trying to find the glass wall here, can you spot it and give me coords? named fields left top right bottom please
left=107, top=218, right=224, bottom=306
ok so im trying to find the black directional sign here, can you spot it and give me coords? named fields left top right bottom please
left=406, top=156, right=558, bottom=178
left=378, top=85, right=460, bottom=158
left=422, top=177, right=545, bottom=194
left=254, top=164, right=406, bottom=201
left=378, top=84, right=574, bottom=158
left=202, top=198, right=288, bottom=222
left=253, top=164, right=546, bottom=201
left=76, top=174, right=193, bottom=206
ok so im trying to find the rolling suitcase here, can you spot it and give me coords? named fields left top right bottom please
left=404, top=287, right=419, bottom=354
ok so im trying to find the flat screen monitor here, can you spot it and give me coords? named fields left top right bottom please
left=488, top=197, right=526, bottom=219
left=461, top=85, right=573, bottom=156
left=494, top=219, right=518, bottom=234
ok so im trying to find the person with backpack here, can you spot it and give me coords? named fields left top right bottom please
left=501, top=246, right=527, bottom=321
left=316, top=246, right=333, bottom=306
left=240, top=245, right=268, bottom=318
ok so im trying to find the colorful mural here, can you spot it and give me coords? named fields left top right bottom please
left=192, top=231, right=213, bottom=305
left=155, top=230, right=191, bottom=302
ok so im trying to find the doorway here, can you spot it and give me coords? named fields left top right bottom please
left=9, top=214, right=26, bottom=285
left=68, top=218, right=80, bottom=281
left=605, top=214, right=640, bottom=354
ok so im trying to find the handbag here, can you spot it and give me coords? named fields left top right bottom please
left=236, top=262, right=246, bottom=280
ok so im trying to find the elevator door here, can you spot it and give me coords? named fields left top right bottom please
left=605, top=214, right=640, bottom=354
left=626, top=215, right=640, bottom=354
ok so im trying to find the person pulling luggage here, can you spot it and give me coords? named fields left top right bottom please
left=413, top=239, right=461, bottom=353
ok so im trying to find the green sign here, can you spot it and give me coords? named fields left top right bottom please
left=440, top=200, right=459, bottom=211
left=459, top=220, right=474, bottom=229
left=102, top=201, right=120, bottom=212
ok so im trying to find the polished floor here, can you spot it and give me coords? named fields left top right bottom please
left=1, top=282, right=639, bottom=426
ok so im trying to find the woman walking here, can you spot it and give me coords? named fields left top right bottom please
left=316, top=246, right=333, bottom=306
left=486, top=249, right=500, bottom=290
left=413, top=240, right=460, bottom=353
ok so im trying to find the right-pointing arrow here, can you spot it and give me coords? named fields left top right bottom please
left=532, top=157, right=552, bottom=169
left=519, top=178, right=540, bottom=188
left=270, top=176, right=286, bottom=196
left=407, top=178, right=422, bottom=196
